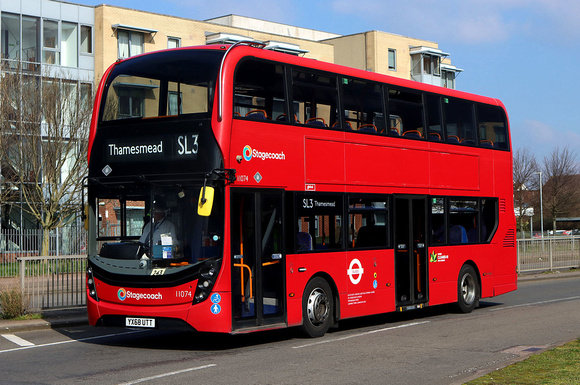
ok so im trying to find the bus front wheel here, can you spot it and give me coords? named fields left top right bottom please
left=301, top=277, right=333, bottom=338
left=457, top=264, right=480, bottom=313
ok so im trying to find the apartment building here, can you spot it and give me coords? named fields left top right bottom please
left=0, top=0, right=461, bottom=231
left=95, top=7, right=461, bottom=88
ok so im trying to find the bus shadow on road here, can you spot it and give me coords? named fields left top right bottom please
left=77, top=301, right=507, bottom=351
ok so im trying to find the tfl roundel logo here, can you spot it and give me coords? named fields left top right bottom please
left=117, top=288, right=127, bottom=301
left=243, top=145, right=253, bottom=161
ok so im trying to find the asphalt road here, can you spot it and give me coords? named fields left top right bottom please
left=1, top=276, right=579, bottom=385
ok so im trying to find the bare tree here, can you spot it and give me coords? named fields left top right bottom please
left=0, top=65, right=92, bottom=254
left=513, top=147, right=539, bottom=235
left=542, top=146, right=580, bottom=233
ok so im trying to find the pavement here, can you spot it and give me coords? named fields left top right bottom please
left=1, top=269, right=579, bottom=333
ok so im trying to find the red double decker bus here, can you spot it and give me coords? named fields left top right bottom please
left=86, top=42, right=516, bottom=337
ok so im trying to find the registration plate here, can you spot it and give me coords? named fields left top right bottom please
left=126, top=317, right=155, bottom=328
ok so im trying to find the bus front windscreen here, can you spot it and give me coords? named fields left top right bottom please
left=90, top=183, right=224, bottom=278
left=100, top=49, right=223, bottom=122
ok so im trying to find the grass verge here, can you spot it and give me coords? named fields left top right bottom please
left=467, top=338, right=580, bottom=384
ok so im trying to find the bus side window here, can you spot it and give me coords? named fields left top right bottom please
left=291, top=69, right=339, bottom=128
left=293, top=194, right=343, bottom=252
left=348, top=196, right=389, bottom=249
left=449, top=199, right=477, bottom=244
left=477, top=104, right=509, bottom=150
left=341, top=78, right=385, bottom=133
left=425, top=94, right=443, bottom=141
left=430, top=197, right=446, bottom=245
left=443, top=98, right=476, bottom=145
left=233, top=59, right=286, bottom=121
left=481, top=198, right=498, bottom=242
left=388, top=87, right=424, bottom=139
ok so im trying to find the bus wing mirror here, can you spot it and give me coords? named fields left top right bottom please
left=198, top=186, right=215, bottom=217
left=83, top=205, right=89, bottom=231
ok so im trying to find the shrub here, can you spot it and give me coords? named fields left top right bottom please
left=0, top=285, right=28, bottom=319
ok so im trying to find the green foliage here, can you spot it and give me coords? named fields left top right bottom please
left=0, top=286, right=28, bottom=319
left=468, top=339, right=580, bottom=384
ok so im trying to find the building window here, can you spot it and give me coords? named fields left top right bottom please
left=118, top=87, right=145, bottom=118
left=22, top=16, right=40, bottom=64
left=118, top=30, right=144, bottom=59
left=388, top=49, right=396, bottom=71
left=443, top=70, right=455, bottom=89
left=168, top=37, right=180, bottom=49
left=61, top=22, right=78, bottom=67
left=2, top=13, right=21, bottom=61
left=43, top=19, right=59, bottom=65
left=81, top=26, right=93, bottom=54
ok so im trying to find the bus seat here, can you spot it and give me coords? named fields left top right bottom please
left=447, top=135, right=460, bottom=144
left=234, top=111, right=241, bottom=117
left=480, top=139, right=494, bottom=148
left=461, top=138, right=476, bottom=145
left=246, top=109, right=268, bottom=119
left=450, top=225, right=468, bottom=244
left=403, top=130, right=423, bottom=138
left=467, top=223, right=487, bottom=243
left=390, top=127, right=400, bottom=136
left=429, top=132, right=442, bottom=141
left=359, top=124, right=377, bottom=133
left=467, top=227, right=477, bottom=243
left=306, top=117, right=327, bottom=127
left=297, top=232, right=312, bottom=251
left=276, top=113, right=298, bottom=123
left=356, top=225, right=386, bottom=248
left=332, top=121, right=353, bottom=130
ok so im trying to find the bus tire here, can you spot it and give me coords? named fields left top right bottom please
left=457, top=264, right=480, bottom=313
left=301, top=277, right=333, bottom=338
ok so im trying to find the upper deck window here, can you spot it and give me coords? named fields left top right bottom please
left=388, top=87, right=424, bottom=138
left=292, top=69, right=338, bottom=128
left=443, top=97, right=475, bottom=145
left=233, top=59, right=287, bottom=120
left=341, top=78, right=385, bottom=133
left=101, top=50, right=222, bottom=122
left=477, top=104, right=509, bottom=150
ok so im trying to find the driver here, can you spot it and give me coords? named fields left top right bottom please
left=139, top=200, right=176, bottom=246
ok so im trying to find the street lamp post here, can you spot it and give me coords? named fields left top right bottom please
left=535, top=171, right=544, bottom=239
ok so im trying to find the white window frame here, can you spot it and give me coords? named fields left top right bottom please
left=167, top=36, right=181, bottom=49
left=388, top=48, right=396, bottom=71
left=117, top=30, right=144, bottom=59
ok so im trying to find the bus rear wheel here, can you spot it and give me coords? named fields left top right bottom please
left=457, top=264, right=480, bottom=313
left=301, top=277, right=333, bottom=338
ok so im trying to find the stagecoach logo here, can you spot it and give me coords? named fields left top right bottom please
left=117, top=287, right=163, bottom=301
left=243, top=145, right=253, bottom=161
left=347, top=258, right=364, bottom=285
left=242, top=145, right=286, bottom=162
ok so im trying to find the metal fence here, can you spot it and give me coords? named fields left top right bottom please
left=3, top=229, right=580, bottom=311
left=517, top=236, right=580, bottom=273
left=0, top=227, right=87, bottom=277
left=17, top=255, right=86, bottom=311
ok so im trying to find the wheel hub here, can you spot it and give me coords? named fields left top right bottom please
left=306, top=288, right=329, bottom=325
left=461, top=274, right=476, bottom=305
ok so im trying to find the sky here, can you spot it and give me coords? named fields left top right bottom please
left=74, top=0, right=580, bottom=160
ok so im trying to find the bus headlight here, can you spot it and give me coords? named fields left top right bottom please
left=86, top=267, right=99, bottom=301
left=193, top=262, right=219, bottom=304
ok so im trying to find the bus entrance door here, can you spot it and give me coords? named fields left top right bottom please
left=394, top=196, right=429, bottom=309
left=231, top=189, right=286, bottom=330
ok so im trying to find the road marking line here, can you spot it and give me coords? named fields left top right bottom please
left=118, top=364, right=217, bottom=385
left=2, top=334, right=35, bottom=347
left=489, top=295, right=580, bottom=312
left=0, top=330, right=145, bottom=355
left=292, top=320, right=430, bottom=349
